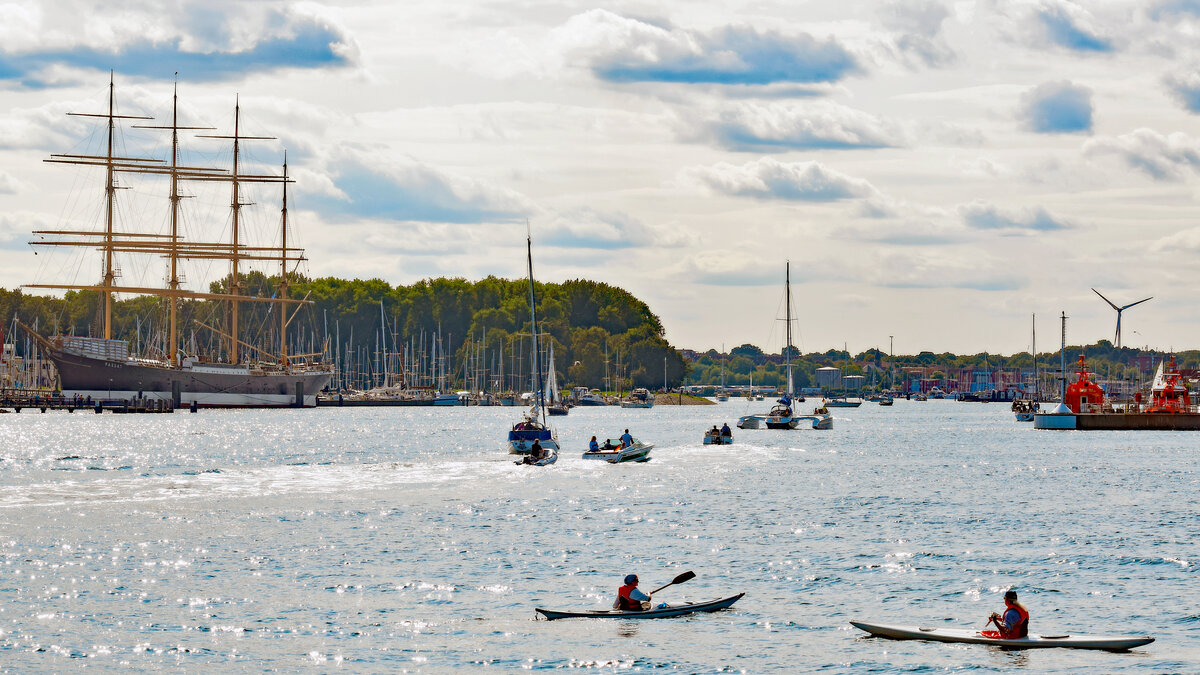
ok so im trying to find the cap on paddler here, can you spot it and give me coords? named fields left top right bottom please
left=624, top=574, right=638, bottom=585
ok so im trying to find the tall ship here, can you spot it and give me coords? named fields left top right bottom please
left=19, top=75, right=332, bottom=407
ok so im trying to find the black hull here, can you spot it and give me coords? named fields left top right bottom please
left=47, top=348, right=332, bottom=408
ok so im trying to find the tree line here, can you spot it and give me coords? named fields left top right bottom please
left=0, top=274, right=689, bottom=391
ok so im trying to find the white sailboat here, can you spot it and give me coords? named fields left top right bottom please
left=546, top=342, right=568, bottom=416
left=507, top=232, right=559, bottom=461
left=738, top=262, right=832, bottom=431
left=716, top=345, right=729, bottom=401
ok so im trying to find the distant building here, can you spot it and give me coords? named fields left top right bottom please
left=843, top=374, right=865, bottom=390
left=816, top=367, right=842, bottom=388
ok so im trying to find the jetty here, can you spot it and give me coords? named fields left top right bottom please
left=0, top=389, right=176, bottom=413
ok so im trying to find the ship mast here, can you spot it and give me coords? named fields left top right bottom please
left=132, top=76, right=213, bottom=365
left=197, top=99, right=275, bottom=364
left=30, top=76, right=314, bottom=361
left=70, top=72, right=154, bottom=339
left=279, top=154, right=289, bottom=367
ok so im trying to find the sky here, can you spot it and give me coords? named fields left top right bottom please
left=1, top=0, right=1199, bottom=356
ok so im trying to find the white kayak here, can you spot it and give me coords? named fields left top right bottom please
left=851, top=620, right=1154, bottom=651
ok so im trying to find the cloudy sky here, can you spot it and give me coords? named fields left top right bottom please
left=2, top=0, right=1199, bottom=355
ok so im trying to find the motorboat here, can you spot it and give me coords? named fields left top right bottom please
left=703, top=426, right=734, bottom=445
left=619, top=387, right=655, bottom=409
left=739, top=403, right=831, bottom=430
left=582, top=438, right=653, bottom=463
left=575, top=389, right=607, bottom=406
left=824, top=396, right=863, bottom=408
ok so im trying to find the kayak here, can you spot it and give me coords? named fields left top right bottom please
left=850, top=620, right=1154, bottom=651
left=537, top=593, right=743, bottom=620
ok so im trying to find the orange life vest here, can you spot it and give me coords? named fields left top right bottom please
left=617, top=584, right=641, bottom=610
left=1002, top=604, right=1029, bottom=638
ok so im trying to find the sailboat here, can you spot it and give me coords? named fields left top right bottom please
left=18, top=75, right=332, bottom=407
left=506, top=231, right=559, bottom=460
left=546, top=342, right=569, bottom=416
left=738, top=262, right=832, bottom=430
left=1014, top=314, right=1041, bottom=422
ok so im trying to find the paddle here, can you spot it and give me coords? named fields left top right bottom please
left=649, top=570, right=696, bottom=595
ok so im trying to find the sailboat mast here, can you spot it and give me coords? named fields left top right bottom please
left=785, top=261, right=793, bottom=397
left=279, top=155, right=289, bottom=366
left=526, top=233, right=546, bottom=424
left=103, top=72, right=116, bottom=340
left=1032, top=313, right=1038, bottom=399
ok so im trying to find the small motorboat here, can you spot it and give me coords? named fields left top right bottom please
left=582, top=438, right=653, bottom=463
left=537, top=593, right=743, bottom=620
left=739, top=407, right=832, bottom=430
left=850, top=621, right=1154, bottom=651
left=515, top=451, right=558, bottom=466
left=619, top=388, right=655, bottom=408
left=703, top=428, right=733, bottom=445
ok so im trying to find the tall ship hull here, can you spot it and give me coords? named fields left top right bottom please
left=46, top=337, right=331, bottom=407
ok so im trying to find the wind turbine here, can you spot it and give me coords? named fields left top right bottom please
left=1091, top=288, right=1152, bottom=349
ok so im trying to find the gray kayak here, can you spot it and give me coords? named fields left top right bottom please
left=537, top=593, right=743, bottom=620
left=851, top=620, right=1154, bottom=651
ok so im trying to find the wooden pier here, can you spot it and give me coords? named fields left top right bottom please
left=0, top=389, right=176, bottom=414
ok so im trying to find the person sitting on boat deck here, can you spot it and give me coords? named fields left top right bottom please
left=988, top=589, right=1029, bottom=639
left=613, top=574, right=651, bottom=611
left=708, top=426, right=720, bottom=437
left=523, top=439, right=546, bottom=464
left=620, top=429, right=634, bottom=449
left=588, top=435, right=600, bottom=452
left=720, top=422, right=732, bottom=437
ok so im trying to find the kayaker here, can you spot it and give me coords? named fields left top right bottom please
left=988, top=589, right=1029, bottom=638
left=613, top=574, right=651, bottom=611
left=620, top=429, right=633, bottom=448
left=588, top=435, right=599, bottom=452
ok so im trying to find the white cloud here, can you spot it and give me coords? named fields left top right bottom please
left=679, top=100, right=906, bottom=151
left=550, top=10, right=861, bottom=86
left=679, top=157, right=880, bottom=202
left=1083, top=128, right=1200, bottom=181
left=958, top=200, right=1076, bottom=231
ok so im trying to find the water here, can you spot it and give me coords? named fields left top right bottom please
left=0, top=400, right=1197, bottom=671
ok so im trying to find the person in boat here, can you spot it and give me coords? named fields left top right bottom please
left=720, top=422, right=731, bottom=437
left=523, top=439, right=546, bottom=464
left=707, top=426, right=719, bottom=438
left=987, top=589, right=1029, bottom=639
left=612, top=574, right=651, bottom=611
left=620, top=429, right=633, bottom=449
left=588, top=435, right=600, bottom=452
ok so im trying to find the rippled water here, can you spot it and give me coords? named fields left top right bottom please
left=0, top=400, right=1197, bottom=671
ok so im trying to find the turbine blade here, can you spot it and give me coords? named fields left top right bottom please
left=1092, top=288, right=1119, bottom=310
left=1120, top=296, right=1153, bottom=310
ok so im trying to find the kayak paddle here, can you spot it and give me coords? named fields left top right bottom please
left=650, top=570, right=696, bottom=595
